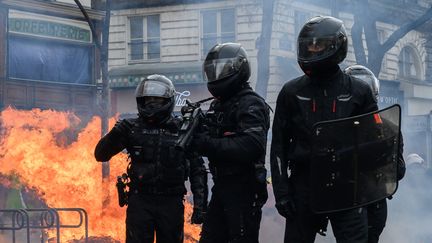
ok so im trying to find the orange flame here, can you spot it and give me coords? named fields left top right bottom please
left=0, top=107, right=201, bottom=242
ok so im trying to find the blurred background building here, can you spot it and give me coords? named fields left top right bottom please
left=0, top=0, right=103, bottom=118
left=0, top=1, right=431, bottom=242
left=92, top=0, right=432, bottom=167
left=0, top=0, right=431, bottom=165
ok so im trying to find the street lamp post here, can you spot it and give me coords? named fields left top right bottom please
left=74, top=0, right=111, bottom=208
left=100, top=0, right=111, bottom=209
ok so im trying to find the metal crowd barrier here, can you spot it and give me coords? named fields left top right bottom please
left=0, top=208, right=88, bottom=243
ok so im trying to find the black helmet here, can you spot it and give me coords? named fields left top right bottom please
left=135, top=74, right=176, bottom=123
left=344, top=65, right=380, bottom=100
left=203, top=42, right=251, bottom=99
left=297, top=16, right=348, bottom=77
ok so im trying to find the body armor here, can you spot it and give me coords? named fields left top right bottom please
left=196, top=85, right=269, bottom=243
left=204, top=87, right=269, bottom=182
left=125, top=117, right=187, bottom=195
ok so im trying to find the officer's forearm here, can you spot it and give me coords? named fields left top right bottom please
left=190, top=158, right=208, bottom=209
left=94, top=131, right=125, bottom=161
left=206, top=134, right=265, bottom=162
left=191, top=177, right=207, bottom=209
left=270, top=148, right=292, bottom=202
left=272, top=176, right=292, bottom=203
left=192, top=189, right=206, bottom=209
left=190, top=173, right=207, bottom=195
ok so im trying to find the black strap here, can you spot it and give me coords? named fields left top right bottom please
left=129, top=184, right=186, bottom=195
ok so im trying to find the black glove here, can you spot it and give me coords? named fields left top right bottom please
left=113, top=119, right=133, bottom=135
left=253, top=164, right=268, bottom=207
left=316, top=216, right=328, bottom=236
left=191, top=207, right=205, bottom=224
left=254, top=182, right=268, bottom=208
left=190, top=132, right=211, bottom=155
left=275, top=198, right=296, bottom=220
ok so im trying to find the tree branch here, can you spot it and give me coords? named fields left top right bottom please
left=255, top=0, right=276, bottom=98
left=351, top=10, right=367, bottom=65
left=382, top=7, right=432, bottom=53
left=363, top=13, right=379, bottom=57
left=361, top=1, right=382, bottom=75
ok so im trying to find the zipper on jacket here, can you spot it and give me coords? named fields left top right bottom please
left=312, top=99, right=316, bottom=112
left=332, top=100, right=336, bottom=113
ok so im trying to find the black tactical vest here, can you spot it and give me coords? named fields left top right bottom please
left=204, top=89, right=269, bottom=178
left=205, top=100, right=236, bottom=138
left=206, top=89, right=268, bottom=139
left=125, top=117, right=188, bottom=195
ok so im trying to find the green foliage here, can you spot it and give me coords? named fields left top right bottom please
left=5, top=189, right=23, bottom=209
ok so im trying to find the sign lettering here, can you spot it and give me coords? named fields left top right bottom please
left=9, top=18, right=91, bottom=43
left=175, top=91, right=191, bottom=106
left=378, top=96, right=399, bottom=105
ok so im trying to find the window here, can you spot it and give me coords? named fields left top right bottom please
left=398, top=46, right=422, bottom=80
left=377, top=30, right=387, bottom=70
left=201, top=9, right=235, bottom=57
left=8, top=36, right=93, bottom=84
left=279, top=33, right=291, bottom=51
left=294, top=11, right=310, bottom=38
left=129, top=15, right=160, bottom=61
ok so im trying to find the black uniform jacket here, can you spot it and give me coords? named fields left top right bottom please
left=270, top=69, right=379, bottom=203
left=94, top=116, right=207, bottom=208
left=201, top=86, right=270, bottom=175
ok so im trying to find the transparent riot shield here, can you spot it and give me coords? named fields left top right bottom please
left=310, top=105, right=401, bottom=213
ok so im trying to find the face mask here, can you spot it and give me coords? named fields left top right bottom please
left=300, top=63, right=339, bottom=79
left=144, top=101, right=164, bottom=110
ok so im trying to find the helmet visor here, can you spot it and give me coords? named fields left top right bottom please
left=135, top=80, right=174, bottom=98
left=203, top=57, right=240, bottom=83
left=298, top=36, right=343, bottom=61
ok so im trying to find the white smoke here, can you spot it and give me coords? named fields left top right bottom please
left=260, top=168, right=432, bottom=243
left=380, top=165, right=432, bottom=243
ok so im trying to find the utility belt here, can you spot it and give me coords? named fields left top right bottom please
left=209, top=162, right=268, bottom=208
left=116, top=173, right=185, bottom=207
left=129, top=184, right=186, bottom=196
left=209, top=164, right=251, bottom=179
left=210, top=162, right=267, bottom=184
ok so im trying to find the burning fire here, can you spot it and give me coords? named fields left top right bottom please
left=0, top=107, right=201, bottom=242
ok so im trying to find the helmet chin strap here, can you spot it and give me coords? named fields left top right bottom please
left=209, top=78, right=248, bottom=101
left=302, top=64, right=339, bottom=79
left=139, top=113, right=168, bottom=125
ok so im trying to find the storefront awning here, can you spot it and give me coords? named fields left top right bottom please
left=109, top=62, right=204, bottom=89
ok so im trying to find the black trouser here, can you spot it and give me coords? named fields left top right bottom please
left=126, top=193, right=184, bottom=243
left=284, top=173, right=368, bottom=243
left=367, top=199, right=387, bottom=243
left=199, top=175, right=262, bottom=243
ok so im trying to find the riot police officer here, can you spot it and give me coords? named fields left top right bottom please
left=94, top=74, right=207, bottom=243
left=270, top=16, right=378, bottom=243
left=344, top=64, right=406, bottom=243
left=191, top=42, right=270, bottom=243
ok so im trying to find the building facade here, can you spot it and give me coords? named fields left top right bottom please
left=105, top=0, right=432, bottom=166
left=0, top=0, right=104, bottom=118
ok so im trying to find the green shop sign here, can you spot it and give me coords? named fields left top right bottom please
left=9, top=18, right=91, bottom=43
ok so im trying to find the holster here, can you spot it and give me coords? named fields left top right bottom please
left=116, top=173, right=129, bottom=207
